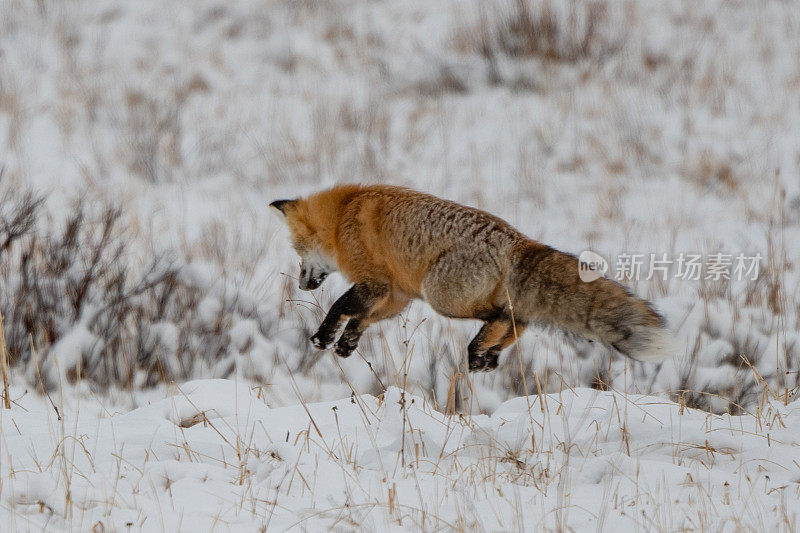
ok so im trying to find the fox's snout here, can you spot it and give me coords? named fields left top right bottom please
left=299, top=266, right=327, bottom=291
left=298, top=255, right=333, bottom=291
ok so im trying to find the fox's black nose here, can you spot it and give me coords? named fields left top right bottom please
left=302, top=277, right=321, bottom=290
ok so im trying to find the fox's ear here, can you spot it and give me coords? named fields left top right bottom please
left=270, top=199, right=297, bottom=216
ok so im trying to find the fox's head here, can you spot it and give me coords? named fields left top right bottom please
left=270, top=198, right=337, bottom=291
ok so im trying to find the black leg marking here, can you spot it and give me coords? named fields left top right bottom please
left=310, top=281, right=387, bottom=350
left=468, top=324, right=488, bottom=372
left=482, top=347, right=500, bottom=371
left=467, top=320, right=508, bottom=373
left=468, top=334, right=486, bottom=371
left=468, top=345, right=501, bottom=372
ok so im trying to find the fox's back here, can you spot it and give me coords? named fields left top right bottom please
left=333, top=186, right=521, bottom=295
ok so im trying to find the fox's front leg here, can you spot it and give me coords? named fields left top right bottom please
left=332, top=294, right=411, bottom=357
left=333, top=318, right=364, bottom=358
left=310, top=281, right=388, bottom=350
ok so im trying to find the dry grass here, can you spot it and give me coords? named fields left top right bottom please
left=2, top=372, right=797, bottom=530
left=473, top=0, right=620, bottom=63
left=0, top=187, right=294, bottom=390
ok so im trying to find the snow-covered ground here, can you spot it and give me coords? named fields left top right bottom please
left=3, top=379, right=799, bottom=531
left=2, top=0, right=800, bottom=529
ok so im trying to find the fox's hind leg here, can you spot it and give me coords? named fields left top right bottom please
left=310, top=281, right=388, bottom=350
left=468, top=319, right=509, bottom=372
left=468, top=318, right=527, bottom=372
left=497, top=324, right=526, bottom=350
left=334, top=294, right=410, bottom=357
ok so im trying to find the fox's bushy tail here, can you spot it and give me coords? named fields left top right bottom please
left=512, top=243, right=679, bottom=362
left=609, top=317, right=680, bottom=362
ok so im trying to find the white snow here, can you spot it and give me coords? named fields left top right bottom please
left=2, top=379, right=799, bottom=530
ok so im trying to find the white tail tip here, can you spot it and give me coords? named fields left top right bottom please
left=630, top=327, right=680, bottom=362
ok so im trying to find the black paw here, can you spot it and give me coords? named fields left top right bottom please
left=310, top=330, right=335, bottom=350
left=334, top=336, right=358, bottom=358
left=468, top=348, right=500, bottom=373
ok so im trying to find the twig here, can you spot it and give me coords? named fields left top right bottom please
left=31, top=334, right=60, bottom=419
left=0, top=308, right=10, bottom=408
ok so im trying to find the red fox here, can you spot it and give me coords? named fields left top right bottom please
left=271, top=185, right=676, bottom=371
